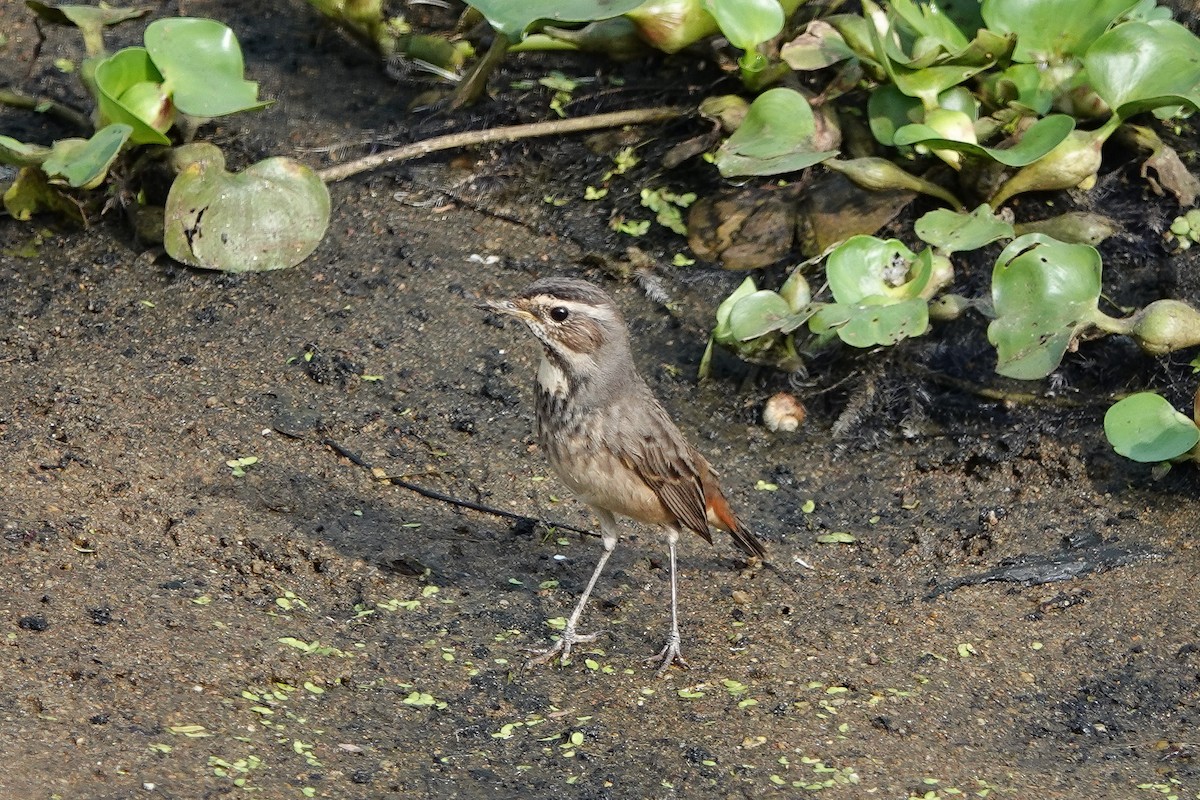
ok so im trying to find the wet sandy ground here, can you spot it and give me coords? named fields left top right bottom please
left=2, top=1, right=1200, bottom=798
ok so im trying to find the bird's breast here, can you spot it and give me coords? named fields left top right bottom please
left=535, top=397, right=672, bottom=526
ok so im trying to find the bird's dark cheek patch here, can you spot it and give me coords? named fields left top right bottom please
left=558, top=320, right=605, bottom=355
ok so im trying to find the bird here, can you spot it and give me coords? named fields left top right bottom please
left=482, top=277, right=766, bottom=676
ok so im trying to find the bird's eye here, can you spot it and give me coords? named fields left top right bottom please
left=549, top=306, right=570, bottom=322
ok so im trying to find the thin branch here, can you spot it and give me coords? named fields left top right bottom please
left=0, top=88, right=93, bottom=134
left=315, top=106, right=687, bottom=183
left=321, top=438, right=598, bottom=538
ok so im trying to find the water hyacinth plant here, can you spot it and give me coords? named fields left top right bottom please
left=2, top=5, right=330, bottom=272
left=707, top=205, right=1200, bottom=381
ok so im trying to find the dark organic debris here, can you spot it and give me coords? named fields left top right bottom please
left=926, top=541, right=1163, bottom=599
left=18, top=614, right=49, bottom=631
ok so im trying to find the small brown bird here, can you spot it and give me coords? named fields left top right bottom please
left=483, top=277, right=766, bottom=676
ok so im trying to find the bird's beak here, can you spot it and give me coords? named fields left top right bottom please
left=478, top=297, right=535, bottom=322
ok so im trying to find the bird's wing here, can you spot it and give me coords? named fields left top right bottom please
left=608, top=394, right=714, bottom=543
left=608, top=390, right=767, bottom=559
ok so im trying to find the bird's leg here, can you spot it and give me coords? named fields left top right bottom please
left=526, top=509, right=618, bottom=668
left=647, top=528, right=690, bottom=676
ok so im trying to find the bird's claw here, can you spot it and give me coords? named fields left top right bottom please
left=524, top=627, right=605, bottom=669
left=646, top=635, right=690, bottom=677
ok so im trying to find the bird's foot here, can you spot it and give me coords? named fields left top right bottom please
left=524, top=626, right=604, bottom=669
left=645, top=633, right=690, bottom=677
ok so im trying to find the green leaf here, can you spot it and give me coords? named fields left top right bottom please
left=983, top=63, right=1055, bottom=115
left=887, top=0, right=970, bottom=54
left=893, top=113, right=1075, bottom=167
left=810, top=298, right=930, bottom=348
left=164, top=156, right=331, bottom=272
left=987, top=234, right=1103, bottom=379
left=715, top=87, right=838, bottom=177
left=1104, top=393, right=1200, bottom=462
left=145, top=18, right=271, bottom=117
left=1083, top=20, right=1200, bottom=119
left=0, top=135, right=53, bottom=167
left=703, top=0, right=785, bottom=52
left=826, top=235, right=931, bottom=304
left=3, top=166, right=86, bottom=224
left=864, top=3, right=1002, bottom=107
left=94, top=47, right=172, bottom=145
left=24, top=1, right=152, bottom=29
left=727, top=290, right=792, bottom=341
left=715, top=276, right=759, bottom=338
left=780, top=20, right=856, bottom=70
left=867, top=85, right=922, bottom=147
left=41, top=124, right=132, bottom=189
left=915, top=204, right=1014, bottom=254
left=466, top=0, right=646, bottom=38
left=981, top=0, right=1139, bottom=61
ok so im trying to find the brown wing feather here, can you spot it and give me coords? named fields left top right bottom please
left=610, top=390, right=765, bottom=559
left=609, top=394, right=712, bottom=541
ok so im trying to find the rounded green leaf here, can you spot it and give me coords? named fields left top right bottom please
left=894, top=113, right=1075, bottom=167
left=983, top=63, right=1055, bottom=115
left=982, top=0, right=1139, bottom=61
left=165, top=156, right=330, bottom=272
left=94, top=47, right=172, bottom=145
left=1083, top=20, right=1200, bottom=119
left=715, top=87, right=838, bottom=177
left=713, top=276, right=758, bottom=343
left=1104, top=392, right=1200, bottom=462
left=703, top=0, right=785, bottom=52
left=780, top=20, right=856, bottom=70
left=987, top=233, right=1103, bottom=379
left=915, top=204, right=1014, bottom=254
left=842, top=298, right=929, bottom=347
left=145, top=18, right=271, bottom=117
left=727, top=290, right=792, bottom=341
left=809, top=298, right=929, bottom=347
left=42, top=124, right=132, bottom=189
left=826, top=235, right=930, bottom=304
left=868, top=85, right=922, bottom=147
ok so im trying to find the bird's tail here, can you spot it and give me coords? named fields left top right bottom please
left=704, top=484, right=768, bottom=560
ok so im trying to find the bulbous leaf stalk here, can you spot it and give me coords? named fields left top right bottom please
left=990, top=119, right=1119, bottom=207
left=826, top=157, right=964, bottom=210
left=1127, top=299, right=1200, bottom=356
